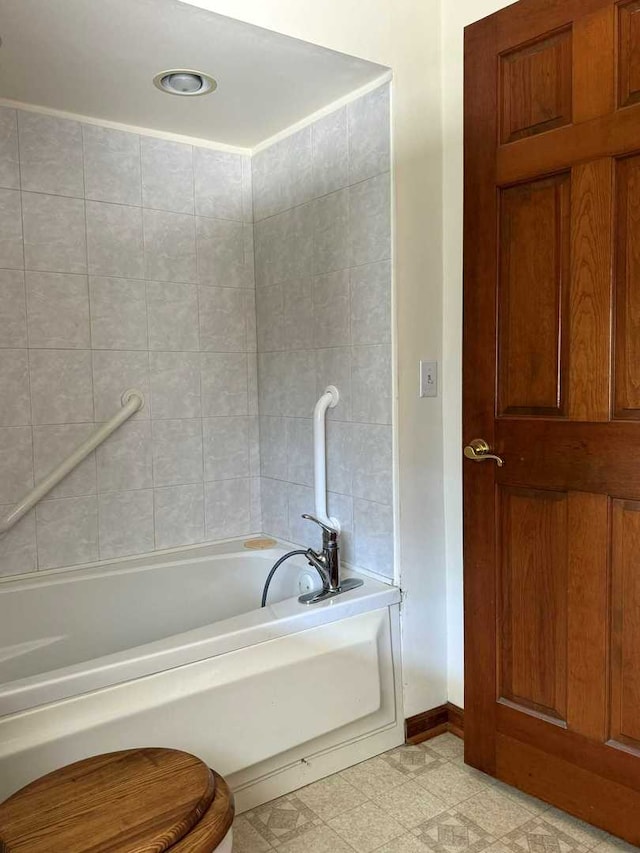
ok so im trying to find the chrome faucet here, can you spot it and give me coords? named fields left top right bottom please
left=299, top=514, right=364, bottom=605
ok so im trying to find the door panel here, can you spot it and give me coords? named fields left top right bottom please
left=574, top=8, right=615, bottom=122
left=611, top=500, right=640, bottom=751
left=566, top=491, right=609, bottom=740
left=498, top=487, right=568, bottom=721
left=498, top=176, right=570, bottom=416
left=615, top=155, right=640, bottom=417
left=619, top=0, right=640, bottom=108
left=499, top=29, right=573, bottom=144
left=464, top=0, right=640, bottom=843
left=569, top=160, right=612, bottom=422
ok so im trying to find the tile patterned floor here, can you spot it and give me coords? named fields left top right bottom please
left=232, top=734, right=639, bottom=853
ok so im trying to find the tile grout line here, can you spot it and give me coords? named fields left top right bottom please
left=15, top=109, right=39, bottom=571
left=81, top=128, right=101, bottom=563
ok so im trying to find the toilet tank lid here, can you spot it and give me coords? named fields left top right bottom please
left=0, top=748, right=216, bottom=853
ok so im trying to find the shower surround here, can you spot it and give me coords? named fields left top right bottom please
left=0, top=82, right=393, bottom=579
left=254, top=84, right=393, bottom=579
left=0, top=109, right=259, bottom=574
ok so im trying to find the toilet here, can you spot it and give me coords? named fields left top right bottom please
left=0, top=748, right=234, bottom=852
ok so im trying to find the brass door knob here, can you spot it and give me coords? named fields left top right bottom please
left=463, top=438, right=504, bottom=467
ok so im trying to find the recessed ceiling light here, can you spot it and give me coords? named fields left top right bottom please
left=153, top=69, right=217, bottom=97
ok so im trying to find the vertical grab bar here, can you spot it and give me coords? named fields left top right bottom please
left=0, top=389, right=145, bottom=538
left=313, top=385, right=340, bottom=531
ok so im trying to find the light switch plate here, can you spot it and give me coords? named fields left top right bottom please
left=420, top=360, right=438, bottom=398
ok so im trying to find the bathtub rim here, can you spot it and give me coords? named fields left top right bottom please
left=0, top=534, right=395, bottom=590
left=0, top=544, right=399, bottom=719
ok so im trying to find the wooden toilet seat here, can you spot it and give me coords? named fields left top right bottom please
left=0, top=748, right=234, bottom=852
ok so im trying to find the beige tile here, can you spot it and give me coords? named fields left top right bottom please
left=380, top=744, right=445, bottom=778
left=592, top=838, right=640, bottom=853
left=0, top=504, right=36, bottom=576
left=456, top=789, right=537, bottom=838
left=153, top=483, right=204, bottom=550
left=23, top=192, right=87, bottom=274
left=0, top=188, right=23, bottom=270
left=340, top=755, right=407, bottom=798
left=0, top=269, right=27, bottom=347
left=231, top=815, right=273, bottom=852
left=98, top=489, right=154, bottom=560
left=294, top=771, right=368, bottom=822
left=36, top=495, right=98, bottom=570
left=487, top=780, right=549, bottom=818
left=0, top=107, right=19, bottom=190
left=277, top=824, right=354, bottom=853
left=0, top=426, right=33, bottom=503
left=427, top=734, right=465, bottom=762
left=33, top=424, right=96, bottom=500
left=413, top=808, right=497, bottom=853
left=542, top=808, right=610, bottom=849
left=18, top=112, right=83, bottom=197
left=502, top=816, right=593, bottom=853
left=371, top=780, right=448, bottom=830
left=376, top=835, right=432, bottom=853
left=26, top=271, right=90, bottom=349
left=348, top=83, right=391, bottom=185
left=86, top=200, right=143, bottom=279
left=415, top=762, right=490, bottom=807
left=239, top=744, right=633, bottom=853
left=354, top=498, right=393, bottom=576
left=83, top=125, right=141, bottom=206
left=0, top=349, right=30, bottom=426
left=141, top=137, right=193, bottom=215
left=244, top=794, right=323, bottom=847
left=482, top=844, right=515, bottom=853
left=328, top=800, right=405, bottom=853
left=29, top=349, right=93, bottom=425
left=204, top=478, right=252, bottom=540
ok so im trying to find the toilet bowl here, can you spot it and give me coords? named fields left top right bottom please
left=0, top=748, right=234, bottom=852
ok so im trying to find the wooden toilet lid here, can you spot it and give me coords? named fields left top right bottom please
left=0, top=748, right=218, bottom=853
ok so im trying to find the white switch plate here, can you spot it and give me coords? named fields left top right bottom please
left=420, top=361, right=438, bottom=398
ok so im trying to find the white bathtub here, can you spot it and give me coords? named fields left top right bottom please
left=0, top=540, right=403, bottom=809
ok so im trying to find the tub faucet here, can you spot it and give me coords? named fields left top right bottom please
left=299, top=514, right=363, bottom=605
left=302, top=514, right=340, bottom=592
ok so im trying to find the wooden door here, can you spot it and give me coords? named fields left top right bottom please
left=464, top=0, right=640, bottom=843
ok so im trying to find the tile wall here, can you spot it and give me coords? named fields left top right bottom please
left=0, top=108, right=260, bottom=575
left=253, top=84, right=394, bottom=578
left=0, top=83, right=393, bottom=579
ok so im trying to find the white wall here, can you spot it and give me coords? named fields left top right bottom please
left=441, top=0, right=518, bottom=708
left=182, top=0, right=449, bottom=716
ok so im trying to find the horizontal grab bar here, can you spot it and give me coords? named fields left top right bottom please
left=0, top=389, right=145, bottom=538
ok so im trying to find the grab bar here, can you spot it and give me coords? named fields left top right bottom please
left=0, top=389, right=145, bottom=537
left=313, top=385, right=340, bottom=531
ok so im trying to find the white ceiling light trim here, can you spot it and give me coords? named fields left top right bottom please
left=153, top=69, right=218, bottom=96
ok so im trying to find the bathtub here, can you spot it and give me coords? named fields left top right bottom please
left=0, top=539, right=403, bottom=809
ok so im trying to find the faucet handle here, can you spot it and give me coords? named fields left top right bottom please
left=301, top=513, right=338, bottom=539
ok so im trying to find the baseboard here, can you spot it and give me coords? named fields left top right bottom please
left=405, top=703, right=464, bottom=745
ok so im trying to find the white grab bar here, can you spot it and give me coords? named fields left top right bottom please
left=313, top=385, right=340, bottom=531
left=0, top=389, right=145, bottom=537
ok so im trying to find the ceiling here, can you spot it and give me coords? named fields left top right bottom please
left=0, top=0, right=388, bottom=148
